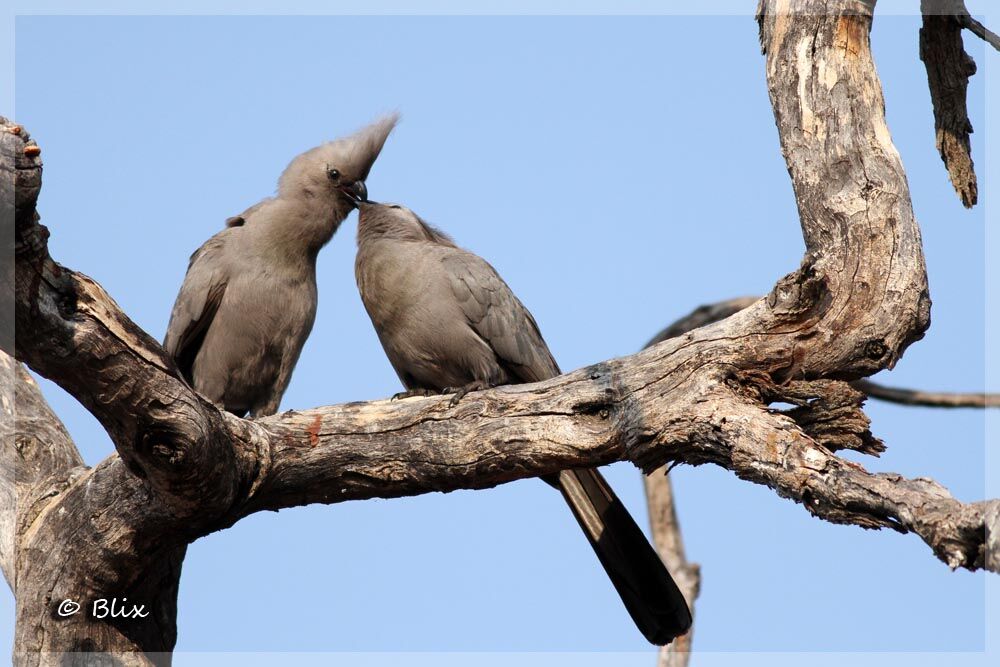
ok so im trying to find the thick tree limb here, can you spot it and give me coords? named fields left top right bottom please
left=641, top=294, right=991, bottom=667
left=1, top=357, right=18, bottom=589
left=3, top=348, right=186, bottom=664
left=642, top=300, right=757, bottom=667
left=3, top=1, right=997, bottom=661
left=920, top=0, right=979, bottom=208
left=651, top=297, right=997, bottom=410
left=4, top=123, right=189, bottom=664
left=0, top=353, right=84, bottom=590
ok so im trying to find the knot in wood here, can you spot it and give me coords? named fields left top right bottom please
left=863, top=339, right=888, bottom=361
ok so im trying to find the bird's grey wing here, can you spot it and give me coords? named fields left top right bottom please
left=163, top=229, right=233, bottom=382
left=441, top=250, right=561, bottom=383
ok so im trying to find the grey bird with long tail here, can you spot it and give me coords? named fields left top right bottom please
left=353, top=201, right=692, bottom=645
left=164, top=115, right=398, bottom=417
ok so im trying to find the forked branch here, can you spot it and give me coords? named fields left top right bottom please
left=2, top=2, right=996, bottom=662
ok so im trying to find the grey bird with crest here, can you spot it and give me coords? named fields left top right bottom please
left=164, top=115, right=398, bottom=417
left=353, top=201, right=693, bottom=645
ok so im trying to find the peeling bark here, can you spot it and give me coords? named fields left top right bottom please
left=920, top=0, right=979, bottom=208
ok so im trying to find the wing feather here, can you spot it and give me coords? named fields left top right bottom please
left=442, top=251, right=560, bottom=383
left=163, top=229, right=234, bottom=382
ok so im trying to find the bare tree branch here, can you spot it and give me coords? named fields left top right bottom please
left=641, top=289, right=995, bottom=667
left=641, top=300, right=757, bottom=667
left=4, top=121, right=190, bottom=664
left=958, top=13, right=1000, bottom=52
left=651, top=297, right=997, bottom=410
left=853, top=378, right=1000, bottom=408
left=920, top=0, right=979, bottom=207
left=641, top=287, right=994, bottom=667
left=3, top=1, right=997, bottom=661
left=644, top=470, right=699, bottom=667
left=645, top=297, right=760, bottom=349
left=938, top=0, right=1000, bottom=52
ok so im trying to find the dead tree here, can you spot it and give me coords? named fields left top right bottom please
left=642, top=3, right=997, bottom=665
left=2, top=2, right=996, bottom=665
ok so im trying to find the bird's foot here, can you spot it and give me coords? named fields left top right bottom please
left=442, top=381, right=492, bottom=407
left=391, top=388, right=437, bottom=401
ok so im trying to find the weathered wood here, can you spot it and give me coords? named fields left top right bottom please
left=1, top=362, right=18, bottom=590
left=643, top=290, right=993, bottom=667
left=644, top=470, right=699, bottom=667
left=2, top=1, right=996, bottom=662
left=653, top=297, right=998, bottom=411
left=3, top=121, right=188, bottom=664
left=643, top=299, right=755, bottom=667
left=920, top=0, right=979, bottom=208
left=2, top=351, right=187, bottom=665
left=0, top=355, right=83, bottom=590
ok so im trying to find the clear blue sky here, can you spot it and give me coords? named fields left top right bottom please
left=3, top=4, right=996, bottom=665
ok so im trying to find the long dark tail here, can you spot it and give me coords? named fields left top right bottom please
left=554, top=468, right=692, bottom=645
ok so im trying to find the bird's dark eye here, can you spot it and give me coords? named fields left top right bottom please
left=326, top=168, right=341, bottom=182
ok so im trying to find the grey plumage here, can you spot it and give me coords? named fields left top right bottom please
left=354, top=202, right=693, bottom=645
left=164, top=115, right=398, bottom=417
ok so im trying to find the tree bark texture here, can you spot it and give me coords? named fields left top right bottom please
left=920, top=0, right=979, bottom=208
left=642, top=298, right=757, bottom=667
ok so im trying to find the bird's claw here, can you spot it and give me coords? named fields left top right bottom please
left=391, top=388, right=436, bottom=401
left=443, top=381, right=491, bottom=407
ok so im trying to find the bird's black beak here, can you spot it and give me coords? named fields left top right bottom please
left=339, top=180, right=368, bottom=206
